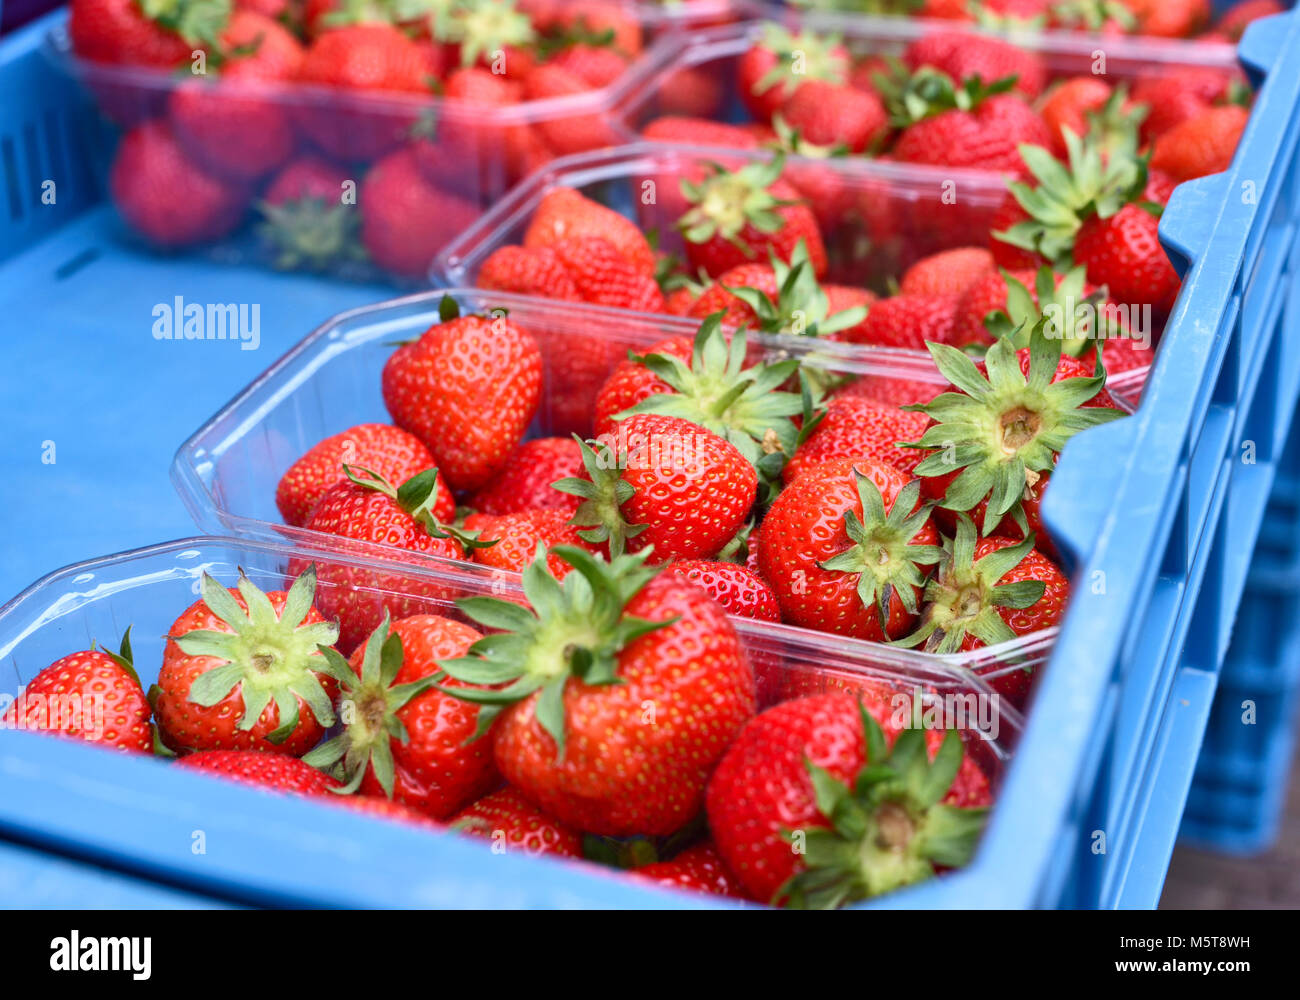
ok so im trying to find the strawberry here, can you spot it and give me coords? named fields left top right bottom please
left=256, top=156, right=362, bottom=271
left=784, top=396, right=929, bottom=484
left=952, top=266, right=1037, bottom=346
left=439, top=546, right=755, bottom=836
left=547, top=238, right=667, bottom=312
left=276, top=423, right=439, bottom=527
left=451, top=786, right=583, bottom=858
left=590, top=318, right=805, bottom=488
left=663, top=559, right=780, bottom=622
left=548, top=42, right=628, bottom=88
left=842, top=292, right=959, bottom=350
left=69, top=0, right=226, bottom=68
left=896, top=517, right=1068, bottom=700
left=360, top=147, right=479, bottom=279
left=677, top=156, right=827, bottom=280
left=296, top=24, right=436, bottom=160
left=382, top=298, right=543, bottom=492
left=1213, top=0, right=1284, bottom=41
left=737, top=24, right=850, bottom=123
left=1149, top=104, right=1249, bottom=183
left=167, top=10, right=302, bottom=182
left=904, top=29, right=1046, bottom=99
left=304, top=614, right=496, bottom=819
left=523, top=64, right=621, bottom=154
left=836, top=373, right=949, bottom=409
left=641, top=117, right=761, bottom=150
left=900, top=247, right=995, bottom=298
left=414, top=66, right=522, bottom=195
left=465, top=508, right=603, bottom=577
left=177, top=749, right=342, bottom=795
left=633, top=842, right=747, bottom=898
left=706, top=693, right=990, bottom=907
left=758, top=458, right=941, bottom=640
left=523, top=187, right=657, bottom=277
left=777, top=79, right=889, bottom=154
left=3, top=631, right=150, bottom=754
left=109, top=121, right=247, bottom=247
left=478, top=245, right=582, bottom=301
left=331, top=795, right=442, bottom=828
left=1131, top=67, right=1241, bottom=143
left=906, top=323, right=1125, bottom=535
left=1120, top=0, right=1210, bottom=38
left=467, top=436, right=584, bottom=515
left=560, top=414, right=757, bottom=562
left=154, top=567, right=340, bottom=756
left=762, top=115, right=859, bottom=230
left=302, top=467, right=473, bottom=650
left=440, top=0, right=538, bottom=73
left=685, top=241, right=870, bottom=340
left=550, top=1, right=642, bottom=57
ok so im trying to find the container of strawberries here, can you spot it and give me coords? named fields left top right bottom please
left=43, top=0, right=676, bottom=280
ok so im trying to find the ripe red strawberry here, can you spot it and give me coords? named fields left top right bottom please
left=548, top=42, right=628, bottom=88
left=904, top=30, right=1046, bottom=99
left=256, top=156, right=361, bottom=271
left=633, top=842, right=747, bottom=898
left=304, top=614, right=496, bottom=819
left=296, top=24, right=436, bottom=160
left=836, top=373, right=948, bottom=409
left=382, top=300, right=543, bottom=492
left=467, top=437, right=584, bottom=515
left=276, top=423, right=440, bottom=527
left=891, top=78, right=1051, bottom=174
left=907, top=326, right=1125, bottom=535
left=664, top=286, right=700, bottom=316
left=900, top=247, right=995, bottom=298
left=550, top=1, right=642, bottom=56
left=896, top=518, right=1068, bottom=701
left=451, top=787, right=583, bottom=858
left=707, top=693, right=990, bottom=906
left=593, top=335, right=693, bottom=434
left=1122, top=0, right=1210, bottom=38
left=154, top=567, right=340, bottom=756
left=1037, top=76, right=1113, bottom=158
left=778, top=79, right=889, bottom=154
left=561, top=414, right=757, bottom=563
left=167, top=11, right=302, bottom=182
left=1149, top=104, right=1249, bottom=183
left=759, top=458, right=940, bottom=640
left=177, top=749, right=342, bottom=795
left=330, top=794, right=442, bottom=829
left=1131, top=67, right=1240, bottom=143
left=842, top=293, right=960, bottom=350
left=3, top=631, right=150, bottom=754
left=441, top=547, right=755, bottom=836
left=785, top=396, right=930, bottom=484
left=360, top=147, right=478, bottom=279
left=677, top=157, right=826, bottom=280
left=548, top=238, right=667, bottom=312
left=524, top=64, right=621, bottom=154
left=1073, top=173, right=1181, bottom=317
left=664, top=559, right=780, bottom=622
left=465, top=508, right=603, bottom=578
left=109, top=121, right=248, bottom=247
left=69, top=0, right=223, bottom=68
left=303, top=467, right=473, bottom=650
left=440, top=0, right=538, bottom=74
left=523, top=187, right=656, bottom=278
left=737, top=24, right=850, bottom=123
left=641, top=117, right=761, bottom=149
left=478, top=245, right=582, bottom=301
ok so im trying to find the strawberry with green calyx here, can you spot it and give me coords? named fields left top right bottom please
left=257, top=157, right=364, bottom=273
left=893, top=515, right=1068, bottom=668
left=1049, top=0, right=1136, bottom=31
left=600, top=314, right=805, bottom=484
left=154, top=566, right=341, bottom=756
left=903, top=324, right=1125, bottom=535
left=439, top=0, right=537, bottom=69
left=677, top=155, right=827, bottom=280
left=438, top=545, right=755, bottom=836
left=991, top=129, right=1147, bottom=269
left=557, top=413, right=757, bottom=562
left=738, top=23, right=850, bottom=122
left=303, top=613, right=496, bottom=818
left=982, top=265, right=1124, bottom=357
left=177, top=749, right=343, bottom=795
left=336, top=464, right=489, bottom=553
left=876, top=64, right=1018, bottom=129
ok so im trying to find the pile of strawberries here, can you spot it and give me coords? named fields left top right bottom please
left=72, top=0, right=641, bottom=273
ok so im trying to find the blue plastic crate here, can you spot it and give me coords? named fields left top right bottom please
left=0, top=3, right=1299, bottom=908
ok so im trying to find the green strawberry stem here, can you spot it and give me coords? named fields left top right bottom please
left=256, top=196, right=365, bottom=273
left=726, top=239, right=868, bottom=339
left=94, top=625, right=140, bottom=687
left=875, top=63, right=1019, bottom=128
left=983, top=265, right=1121, bottom=356
left=777, top=699, right=988, bottom=909
left=553, top=436, right=647, bottom=559
left=436, top=545, right=673, bottom=758
left=169, top=566, right=340, bottom=743
left=892, top=514, right=1045, bottom=653
left=342, top=464, right=493, bottom=551
left=751, top=23, right=849, bottom=96
left=678, top=154, right=796, bottom=251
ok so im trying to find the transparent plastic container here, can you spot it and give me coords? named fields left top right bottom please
left=0, top=535, right=1018, bottom=908
left=170, top=286, right=1093, bottom=702
left=38, top=2, right=679, bottom=283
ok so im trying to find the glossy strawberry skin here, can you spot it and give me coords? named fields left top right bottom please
left=276, top=424, right=441, bottom=528
left=1131, top=67, right=1239, bottom=143
left=493, top=573, right=755, bottom=836
left=785, top=397, right=930, bottom=484
left=893, top=95, right=1051, bottom=174
left=737, top=38, right=849, bottom=123
left=899, top=247, right=995, bottom=298
left=952, top=267, right=1039, bottom=347
left=964, top=537, right=1068, bottom=652
left=1149, top=104, right=1249, bottom=183
left=382, top=314, right=543, bottom=492
left=177, top=750, right=342, bottom=796
left=156, top=590, right=338, bottom=756
left=706, top=692, right=992, bottom=903
left=778, top=80, right=889, bottom=153
left=352, top=615, right=497, bottom=819
left=684, top=180, right=827, bottom=281
left=592, top=335, right=693, bottom=439
left=1073, top=174, right=1181, bottom=317
left=759, top=458, right=938, bottom=640
left=842, top=293, right=960, bottom=350
left=452, top=786, right=584, bottom=858
left=548, top=238, right=667, bottom=312
left=4, top=650, right=151, bottom=754
left=904, top=30, right=1046, bottom=99
left=523, top=187, right=656, bottom=277
left=479, top=245, right=583, bottom=301
left=665, top=559, right=780, bottom=622
left=1038, top=76, right=1113, bottom=158
left=468, top=437, right=585, bottom=516
left=466, top=509, right=603, bottom=578
left=634, top=842, right=747, bottom=898
left=69, top=0, right=194, bottom=68
left=330, top=794, right=442, bottom=829
left=642, top=116, right=761, bottom=150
